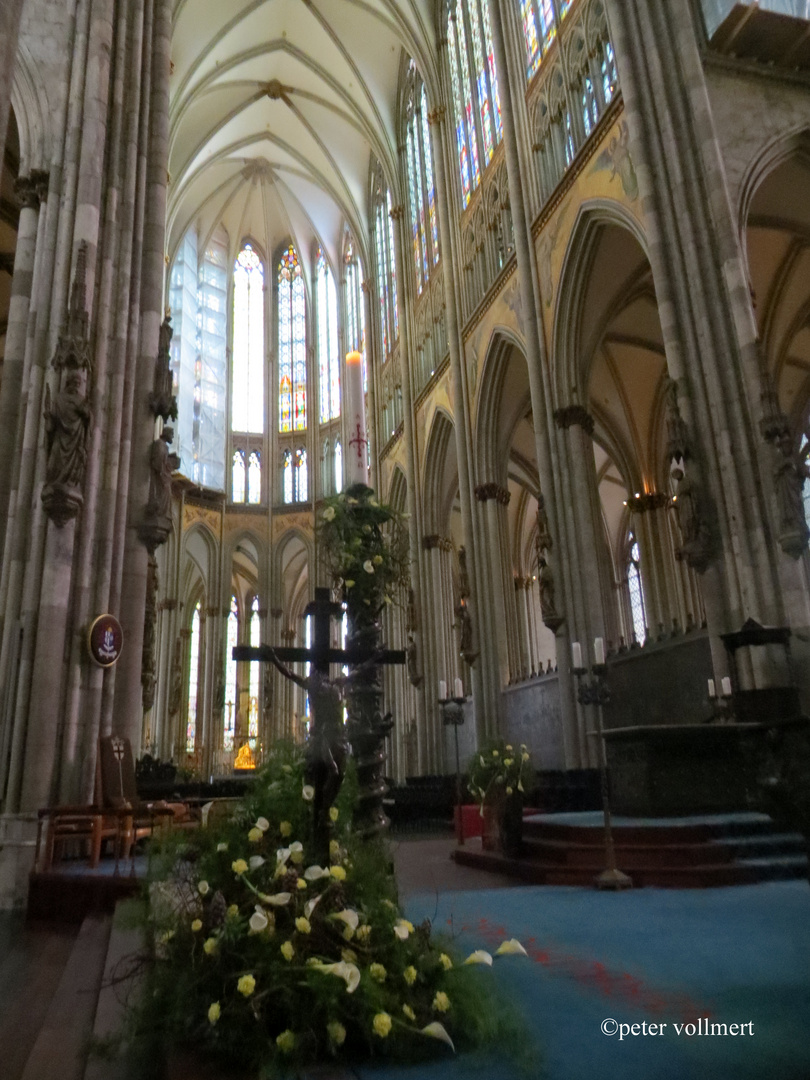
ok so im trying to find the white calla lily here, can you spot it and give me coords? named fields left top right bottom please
left=420, top=1022, right=456, bottom=1052
left=255, top=817, right=270, bottom=832
left=393, top=918, right=414, bottom=940
left=304, top=895, right=322, bottom=919
left=249, top=856, right=265, bottom=870
left=463, top=950, right=493, bottom=966
left=249, top=910, right=268, bottom=933
left=309, top=960, right=361, bottom=994
left=276, top=847, right=291, bottom=865
left=257, top=892, right=292, bottom=907
left=330, top=909, right=359, bottom=931
left=304, top=865, right=331, bottom=881
left=495, top=938, right=528, bottom=957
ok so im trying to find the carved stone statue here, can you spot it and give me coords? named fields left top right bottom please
left=455, top=598, right=478, bottom=665
left=168, top=638, right=183, bottom=716
left=44, top=372, right=91, bottom=489
left=149, top=317, right=178, bottom=422
left=536, top=494, right=553, bottom=555
left=538, top=556, right=563, bottom=632
left=406, top=632, right=423, bottom=688
left=457, top=545, right=471, bottom=600
left=146, top=425, right=179, bottom=523
left=41, top=372, right=91, bottom=526
left=773, top=430, right=810, bottom=558
left=671, top=464, right=711, bottom=571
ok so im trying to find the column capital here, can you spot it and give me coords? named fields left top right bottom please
left=13, top=174, right=39, bottom=210
left=206, top=605, right=219, bottom=617
left=389, top=204, right=405, bottom=221
left=474, top=482, right=511, bottom=505
left=427, top=105, right=446, bottom=126
left=361, top=279, right=372, bottom=294
left=625, top=491, right=671, bottom=513
left=421, top=533, right=452, bottom=551
left=553, top=404, right=595, bottom=436
left=159, top=598, right=178, bottom=611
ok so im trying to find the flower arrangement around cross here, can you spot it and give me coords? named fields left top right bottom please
left=131, top=745, right=529, bottom=1075
left=467, top=740, right=534, bottom=811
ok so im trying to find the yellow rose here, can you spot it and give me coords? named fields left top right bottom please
left=276, top=1030, right=295, bottom=1053
left=290, top=850, right=304, bottom=865
left=203, top=937, right=217, bottom=955
left=373, top=1012, right=392, bottom=1038
left=356, top=925, right=372, bottom=943
left=207, top=1002, right=220, bottom=1025
left=439, top=953, right=453, bottom=970
left=227, top=904, right=239, bottom=919
left=329, top=807, right=339, bottom=822
left=296, top=878, right=307, bottom=890
left=373, top=554, right=383, bottom=565
left=322, top=505, right=336, bottom=522
left=280, top=940, right=295, bottom=961
left=191, top=919, right=202, bottom=933
left=370, top=963, right=387, bottom=983
left=295, top=917, right=311, bottom=934
left=327, top=1021, right=346, bottom=1046
left=248, top=827, right=263, bottom=843
left=198, top=880, right=210, bottom=895
left=237, top=974, right=256, bottom=997
left=329, top=839, right=340, bottom=859
left=330, top=865, right=347, bottom=881
left=279, top=820, right=292, bottom=837
left=403, top=965, right=417, bottom=985
left=433, top=991, right=450, bottom=1013
left=342, top=948, right=357, bottom=963
left=503, top=758, right=513, bottom=767
left=403, top=1004, right=416, bottom=1021
left=505, top=744, right=513, bottom=752
left=232, top=859, right=248, bottom=875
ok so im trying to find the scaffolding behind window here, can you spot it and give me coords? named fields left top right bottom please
left=627, top=533, right=647, bottom=644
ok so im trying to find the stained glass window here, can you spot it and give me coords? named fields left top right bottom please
left=248, top=450, right=261, bottom=504
left=186, top=602, right=201, bottom=753
left=521, top=1, right=558, bottom=78
left=317, top=251, right=340, bottom=423
left=420, top=86, right=439, bottom=266
left=232, top=449, right=246, bottom=502
left=602, top=42, right=618, bottom=104
left=627, top=533, right=647, bottom=645
left=224, top=596, right=238, bottom=752
left=278, top=244, right=307, bottom=432
left=447, top=0, right=502, bottom=207
left=249, top=597, right=260, bottom=739
left=282, top=448, right=293, bottom=504
left=334, top=439, right=342, bottom=493
left=232, top=244, right=264, bottom=435
left=373, top=175, right=398, bottom=360
left=405, top=65, right=441, bottom=297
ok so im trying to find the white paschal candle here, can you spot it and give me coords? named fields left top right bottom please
left=454, top=677, right=464, bottom=699
left=345, top=350, right=368, bottom=486
left=593, top=637, right=606, bottom=666
left=571, top=641, right=583, bottom=670
left=438, top=680, right=447, bottom=702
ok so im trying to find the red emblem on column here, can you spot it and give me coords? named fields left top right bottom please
left=88, top=614, right=124, bottom=668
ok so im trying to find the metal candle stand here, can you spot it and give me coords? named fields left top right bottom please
left=440, top=695, right=467, bottom=845
left=572, top=658, right=633, bottom=891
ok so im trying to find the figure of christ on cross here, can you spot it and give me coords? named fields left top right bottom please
left=233, top=588, right=405, bottom=854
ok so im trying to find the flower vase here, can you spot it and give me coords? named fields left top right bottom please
left=499, top=794, right=524, bottom=858
left=481, top=803, right=499, bottom=851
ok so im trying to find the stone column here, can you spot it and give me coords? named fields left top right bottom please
left=427, top=100, right=491, bottom=741
left=514, top=578, right=532, bottom=681
left=113, top=0, right=172, bottom=750
left=0, top=0, right=25, bottom=190
left=474, top=483, right=515, bottom=692
left=603, top=0, right=789, bottom=667
left=486, top=0, right=582, bottom=764
left=0, top=175, right=43, bottom=556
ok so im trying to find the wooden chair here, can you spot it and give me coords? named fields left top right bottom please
left=35, top=805, right=120, bottom=871
left=96, top=736, right=192, bottom=860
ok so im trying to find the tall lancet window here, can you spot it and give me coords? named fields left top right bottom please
left=232, top=243, right=265, bottom=435
left=282, top=448, right=293, bottom=503
left=224, top=596, right=238, bottom=751
left=294, top=448, right=308, bottom=502
left=334, top=439, right=343, bottom=493
left=186, top=602, right=202, bottom=753
left=404, top=64, right=440, bottom=295
left=373, top=170, right=398, bottom=359
left=278, top=245, right=307, bottom=432
left=627, top=532, right=647, bottom=645
left=249, top=597, right=260, bottom=739
left=344, top=238, right=367, bottom=390
left=232, top=449, right=246, bottom=502
left=447, top=0, right=502, bottom=207
left=248, top=450, right=261, bottom=504
left=317, top=250, right=340, bottom=422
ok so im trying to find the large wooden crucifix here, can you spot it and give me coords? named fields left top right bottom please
left=232, top=587, right=405, bottom=848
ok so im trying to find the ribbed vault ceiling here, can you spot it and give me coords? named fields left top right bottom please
left=169, top=0, right=437, bottom=277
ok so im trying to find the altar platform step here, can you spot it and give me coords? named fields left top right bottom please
left=27, top=856, right=147, bottom=923
left=452, top=811, right=809, bottom=888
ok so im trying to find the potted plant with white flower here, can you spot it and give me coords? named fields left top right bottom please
left=467, top=741, right=534, bottom=857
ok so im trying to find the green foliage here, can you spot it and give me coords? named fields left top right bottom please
left=317, top=483, right=410, bottom=617
left=467, top=739, right=534, bottom=807
left=129, top=745, right=531, bottom=1076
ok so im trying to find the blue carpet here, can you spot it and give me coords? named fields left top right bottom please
left=355, top=881, right=810, bottom=1080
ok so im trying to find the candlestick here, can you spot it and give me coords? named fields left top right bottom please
left=454, top=677, right=464, bottom=699
left=721, top=676, right=732, bottom=697
left=571, top=641, right=583, bottom=670
left=345, top=350, right=368, bottom=485
left=594, top=637, right=606, bottom=666
left=707, top=678, right=716, bottom=699
left=438, top=679, right=447, bottom=702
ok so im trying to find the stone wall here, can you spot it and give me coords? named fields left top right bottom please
left=500, top=673, right=565, bottom=771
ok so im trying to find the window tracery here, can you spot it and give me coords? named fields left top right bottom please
left=627, top=532, right=647, bottom=644
left=224, top=596, right=238, bottom=751
left=278, top=244, right=307, bottom=432
left=232, top=243, right=265, bottom=436
left=317, top=250, right=340, bottom=423
left=186, top=601, right=201, bottom=753
left=373, top=170, right=398, bottom=359
left=249, top=596, right=260, bottom=740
